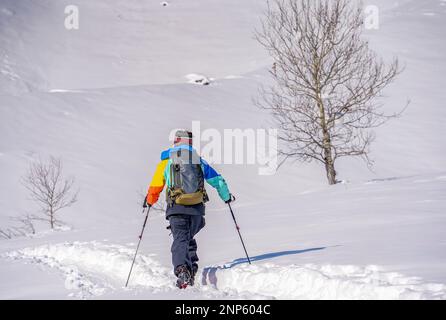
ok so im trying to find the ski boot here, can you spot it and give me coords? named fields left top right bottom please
left=175, top=265, right=192, bottom=289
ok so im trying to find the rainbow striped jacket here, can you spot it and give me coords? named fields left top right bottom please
left=146, top=145, right=230, bottom=206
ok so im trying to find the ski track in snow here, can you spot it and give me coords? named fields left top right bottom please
left=3, top=242, right=176, bottom=299
left=3, top=241, right=446, bottom=300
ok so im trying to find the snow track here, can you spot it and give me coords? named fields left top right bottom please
left=4, top=242, right=446, bottom=299
left=4, top=242, right=176, bottom=299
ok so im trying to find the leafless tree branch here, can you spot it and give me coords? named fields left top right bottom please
left=254, top=0, right=404, bottom=184
left=22, top=156, right=78, bottom=229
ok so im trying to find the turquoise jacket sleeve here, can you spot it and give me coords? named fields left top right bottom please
left=200, top=158, right=231, bottom=202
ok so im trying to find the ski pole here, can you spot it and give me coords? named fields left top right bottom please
left=125, top=205, right=151, bottom=287
left=227, top=200, right=251, bottom=265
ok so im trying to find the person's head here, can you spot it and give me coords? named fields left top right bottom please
left=173, top=129, right=193, bottom=146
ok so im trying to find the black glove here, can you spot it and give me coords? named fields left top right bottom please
left=143, top=198, right=149, bottom=209
left=225, top=194, right=235, bottom=204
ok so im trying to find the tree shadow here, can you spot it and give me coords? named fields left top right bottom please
left=202, top=246, right=327, bottom=287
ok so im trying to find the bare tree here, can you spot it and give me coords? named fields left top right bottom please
left=255, top=0, right=403, bottom=184
left=0, top=228, right=15, bottom=239
left=22, top=157, right=78, bottom=229
left=138, top=189, right=166, bottom=214
left=11, top=214, right=37, bottom=235
left=150, top=199, right=167, bottom=214
left=0, top=214, right=36, bottom=239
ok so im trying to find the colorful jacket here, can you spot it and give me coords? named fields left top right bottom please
left=146, top=145, right=230, bottom=206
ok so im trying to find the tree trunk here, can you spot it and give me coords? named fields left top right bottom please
left=322, top=128, right=337, bottom=185
left=324, top=152, right=337, bottom=185
left=50, top=206, right=54, bottom=229
left=317, top=94, right=337, bottom=185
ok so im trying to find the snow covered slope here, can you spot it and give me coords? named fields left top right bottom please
left=0, top=0, right=268, bottom=94
left=0, top=0, right=445, bottom=299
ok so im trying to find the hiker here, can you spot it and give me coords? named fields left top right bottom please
left=143, top=129, right=232, bottom=289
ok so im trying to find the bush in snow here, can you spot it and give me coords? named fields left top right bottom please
left=22, top=156, right=78, bottom=229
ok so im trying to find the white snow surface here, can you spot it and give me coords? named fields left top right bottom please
left=3, top=241, right=446, bottom=300
left=1, top=0, right=446, bottom=299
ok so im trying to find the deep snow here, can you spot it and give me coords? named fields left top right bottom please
left=3, top=239, right=446, bottom=300
left=1, top=0, right=446, bottom=299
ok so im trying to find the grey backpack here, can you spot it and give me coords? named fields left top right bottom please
left=167, top=149, right=208, bottom=206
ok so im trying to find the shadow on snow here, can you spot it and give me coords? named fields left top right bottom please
left=201, top=246, right=327, bottom=287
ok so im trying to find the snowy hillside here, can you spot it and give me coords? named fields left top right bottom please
left=1, top=0, right=446, bottom=299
